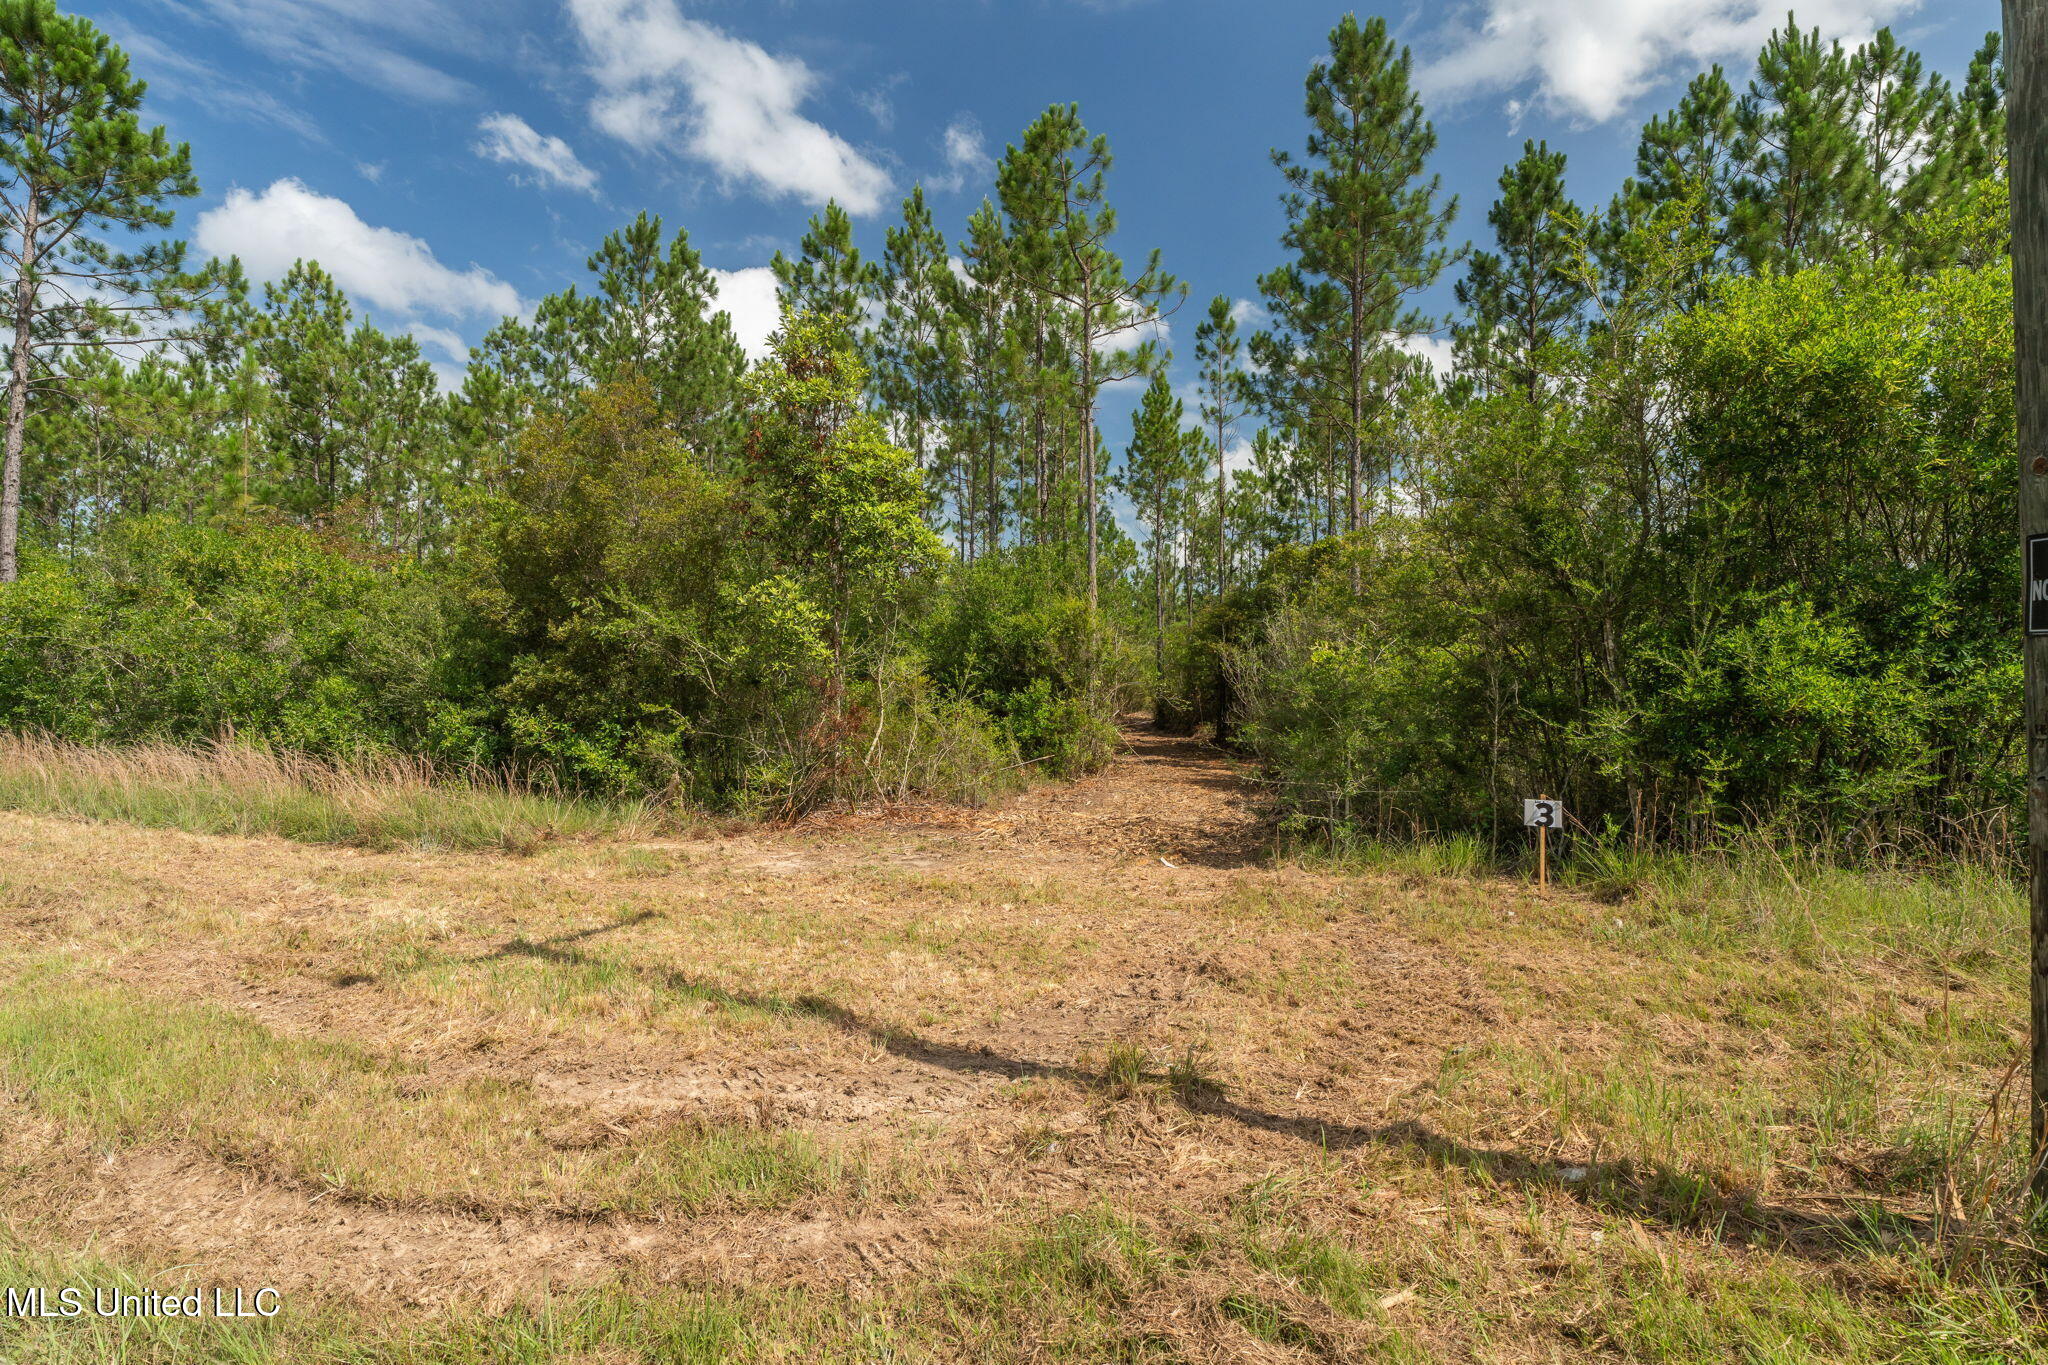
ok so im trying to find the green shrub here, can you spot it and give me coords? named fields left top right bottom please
left=0, top=516, right=460, bottom=755
left=922, top=549, right=1135, bottom=776
left=827, top=664, right=1020, bottom=808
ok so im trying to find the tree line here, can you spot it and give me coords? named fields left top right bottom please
left=0, top=0, right=2020, bottom=849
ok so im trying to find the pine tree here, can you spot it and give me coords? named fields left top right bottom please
left=1271, top=13, right=1455, bottom=535
left=1731, top=19, right=1865, bottom=272
left=772, top=201, right=880, bottom=349
left=1122, top=372, right=1192, bottom=677
left=997, top=103, right=1182, bottom=611
left=1902, top=30, right=2005, bottom=261
left=955, top=200, right=1020, bottom=556
left=1453, top=140, right=1582, bottom=396
left=1635, top=67, right=1739, bottom=216
left=1628, top=67, right=1740, bottom=299
left=1845, top=28, right=1947, bottom=252
left=252, top=261, right=354, bottom=517
left=1250, top=263, right=1351, bottom=540
left=0, top=0, right=199, bottom=581
left=578, top=213, right=747, bottom=461
left=875, top=186, right=962, bottom=531
left=249, top=261, right=450, bottom=549
left=461, top=214, right=745, bottom=470
left=1192, top=296, right=1242, bottom=588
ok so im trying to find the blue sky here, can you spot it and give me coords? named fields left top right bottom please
left=82, top=0, right=2001, bottom=440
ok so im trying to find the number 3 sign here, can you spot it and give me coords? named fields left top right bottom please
left=1522, top=798, right=1564, bottom=829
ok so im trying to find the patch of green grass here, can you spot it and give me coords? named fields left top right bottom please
left=1287, top=831, right=1491, bottom=882
left=937, top=1207, right=1183, bottom=1360
left=1573, top=840, right=2020, bottom=979
left=1593, top=1244, right=2044, bottom=1364
left=1102, top=1042, right=1153, bottom=1094
left=0, top=733, right=660, bottom=852
left=1424, top=1034, right=2040, bottom=1239
left=0, top=1235, right=891, bottom=1365
left=0, top=961, right=851, bottom=1216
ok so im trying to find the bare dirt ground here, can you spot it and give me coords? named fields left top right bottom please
left=0, top=720, right=2026, bottom=1361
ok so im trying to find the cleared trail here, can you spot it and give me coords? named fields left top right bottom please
left=0, top=718, right=1959, bottom=1360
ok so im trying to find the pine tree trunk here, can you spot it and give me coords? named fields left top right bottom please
left=1347, top=288, right=1363, bottom=537
left=0, top=195, right=41, bottom=585
left=1215, top=409, right=1228, bottom=592
left=1032, top=321, right=1048, bottom=543
left=1080, top=306, right=1097, bottom=614
left=1153, top=492, right=1165, bottom=687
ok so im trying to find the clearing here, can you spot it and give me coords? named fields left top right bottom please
left=0, top=721, right=2034, bottom=1362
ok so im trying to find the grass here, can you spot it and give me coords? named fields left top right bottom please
left=5, top=1199, right=2036, bottom=1365
left=0, top=1235, right=859, bottom=1365
left=0, top=960, right=855, bottom=1217
left=2, top=751, right=2047, bottom=1360
left=1306, top=828, right=2022, bottom=1020
left=0, top=732, right=660, bottom=852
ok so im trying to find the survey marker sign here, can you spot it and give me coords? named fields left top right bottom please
left=2030, top=534, right=2048, bottom=635
left=1523, top=798, right=1563, bottom=829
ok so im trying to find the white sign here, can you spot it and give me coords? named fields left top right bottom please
left=1522, top=798, right=1564, bottom=829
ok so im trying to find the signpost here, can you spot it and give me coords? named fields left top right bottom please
left=2029, top=534, right=2048, bottom=636
left=2012, top=0, right=2048, bottom=1203
left=1523, top=797, right=1562, bottom=888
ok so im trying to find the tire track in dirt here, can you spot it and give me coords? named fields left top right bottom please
left=0, top=720, right=1527, bottom=1311
left=1, top=1093, right=990, bottom=1308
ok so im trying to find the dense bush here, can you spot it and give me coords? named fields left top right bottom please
left=920, top=547, right=1134, bottom=777
left=0, top=517, right=455, bottom=754
left=448, top=374, right=830, bottom=801
left=448, top=325, right=1051, bottom=812
left=1226, top=258, right=2020, bottom=852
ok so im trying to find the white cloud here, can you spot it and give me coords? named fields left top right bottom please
left=1416, top=0, right=1921, bottom=123
left=405, top=322, right=469, bottom=363
left=475, top=113, right=599, bottom=194
left=565, top=0, right=892, bottom=214
left=405, top=322, right=471, bottom=392
left=1394, top=331, right=1457, bottom=377
left=933, top=114, right=989, bottom=193
left=707, top=266, right=780, bottom=361
left=179, top=0, right=478, bottom=104
left=196, top=179, right=524, bottom=322
left=108, top=27, right=326, bottom=144
left=858, top=74, right=905, bottom=131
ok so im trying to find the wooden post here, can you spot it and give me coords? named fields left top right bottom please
left=1537, top=797, right=1549, bottom=890
left=2008, top=0, right=2048, bottom=1203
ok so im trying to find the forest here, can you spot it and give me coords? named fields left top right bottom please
left=0, top=5, right=2017, bottom=857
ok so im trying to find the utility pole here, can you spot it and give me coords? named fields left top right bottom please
left=2008, top=0, right=2048, bottom=1202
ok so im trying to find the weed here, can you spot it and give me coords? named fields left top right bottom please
left=0, top=732, right=665, bottom=852
left=1101, top=1042, right=1152, bottom=1095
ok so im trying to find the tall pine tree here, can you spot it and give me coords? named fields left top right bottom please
left=1454, top=141, right=1583, bottom=397
left=0, top=0, right=198, bottom=581
left=1270, top=14, right=1455, bottom=534
left=998, top=104, right=1181, bottom=611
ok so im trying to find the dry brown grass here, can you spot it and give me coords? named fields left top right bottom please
left=0, top=725, right=2040, bottom=1363
left=0, top=731, right=661, bottom=851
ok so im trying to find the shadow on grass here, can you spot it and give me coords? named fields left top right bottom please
left=362, top=912, right=1924, bottom=1264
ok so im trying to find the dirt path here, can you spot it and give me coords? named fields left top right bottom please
left=992, top=720, right=1272, bottom=866
left=0, top=719, right=1526, bottom=1322
left=782, top=716, right=1270, bottom=868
